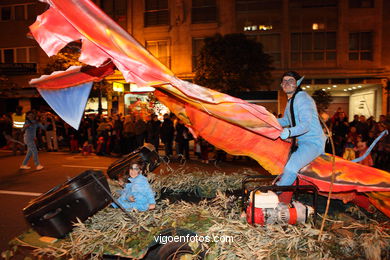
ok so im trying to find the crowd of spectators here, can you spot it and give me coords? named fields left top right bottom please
left=0, top=110, right=197, bottom=160
left=0, top=108, right=389, bottom=171
left=324, top=108, right=390, bottom=171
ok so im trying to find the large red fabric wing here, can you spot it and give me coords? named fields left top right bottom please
left=154, top=89, right=290, bottom=175
left=300, top=154, right=390, bottom=192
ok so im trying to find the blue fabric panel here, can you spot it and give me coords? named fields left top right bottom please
left=37, top=82, right=93, bottom=129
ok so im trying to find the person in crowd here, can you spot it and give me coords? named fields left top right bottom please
left=332, top=112, right=349, bottom=136
left=112, top=160, right=156, bottom=212
left=175, top=118, right=191, bottom=160
left=349, top=114, right=360, bottom=129
left=68, top=123, right=79, bottom=153
left=346, top=126, right=359, bottom=145
left=2, top=113, right=24, bottom=153
left=332, top=111, right=349, bottom=156
left=44, top=113, right=58, bottom=152
left=111, top=114, right=123, bottom=156
left=194, top=137, right=202, bottom=159
left=343, top=136, right=356, bottom=160
left=20, top=111, right=46, bottom=170
left=172, top=114, right=181, bottom=156
left=200, top=137, right=210, bottom=164
left=322, top=112, right=333, bottom=154
left=55, top=116, right=66, bottom=148
left=78, top=119, right=88, bottom=150
left=356, top=115, right=369, bottom=141
left=366, top=130, right=378, bottom=162
left=91, top=114, right=101, bottom=150
left=97, top=117, right=112, bottom=154
left=113, top=114, right=123, bottom=138
left=146, top=114, right=161, bottom=151
left=134, top=116, right=147, bottom=149
left=374, top=122, right=390, bottom=170
left=96, top=136, right=106, bottom=155
left=215, top=147, right=227, bottom=163
left=378, top=114, right=387, bottom=124
left=355, top=135, right=373, bottom=166
left=85, top=116, right=93, bottom=147
left=330, top=107, right=343, bottom=125
left=0, top=114, right=9, bottom=148
left=11, top=106, right=25, bottom=155
left=367, top=130, right=377, bottom=147
left=367, top=116, right=376, bottom=132
left=82, top=140, right=93, bottom=156
left=34, top=112, right=46, bottom=151
left=160, top=113, right=175, bottom=158
left=123, top=115, right=136, bottom=153
left=276, top=71, right=326, bottom=202
left=332, top=135, right=345, bottom=157
left=105, top=117, right=114, bottom=153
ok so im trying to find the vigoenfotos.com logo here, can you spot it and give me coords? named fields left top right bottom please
left=154, top=234, right=234, bottom=244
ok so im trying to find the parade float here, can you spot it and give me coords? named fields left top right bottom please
left=3, top=0, right=389, bottom=259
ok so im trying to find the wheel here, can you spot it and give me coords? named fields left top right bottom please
left=156, top=241, right=203, bottom=260
left=143, top=243, right=162, bottom=260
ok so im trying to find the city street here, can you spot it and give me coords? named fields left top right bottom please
left=0, top=148, right=264, bottom=256
left=0, top=150, right=117, bottom=253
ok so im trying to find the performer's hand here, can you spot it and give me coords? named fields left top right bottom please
left=128, top=196, right=135, bottom=202
left=280, top=128, right=290, bottom=140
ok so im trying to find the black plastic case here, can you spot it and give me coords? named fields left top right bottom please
left=23, top=170, right=112, bottom=238
left=107, top=144, right=161, bottom=180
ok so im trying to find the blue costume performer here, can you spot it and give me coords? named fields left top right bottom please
left=277, top=71, right=327, bottom=186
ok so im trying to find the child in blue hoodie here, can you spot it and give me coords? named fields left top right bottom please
left=112, top=160, right=156, bottom=211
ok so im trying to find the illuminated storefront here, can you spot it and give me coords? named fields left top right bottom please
left=302, top=81, right=384, bottom=120
left=111, top=81, right=169, bottom=119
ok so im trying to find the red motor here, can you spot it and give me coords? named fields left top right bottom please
left=246, top=191, right=313, bottom=225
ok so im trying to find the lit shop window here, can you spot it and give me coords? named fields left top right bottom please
left=312, top=23, right=325, bottom=30
left=243, top=25, right=273, bottom=31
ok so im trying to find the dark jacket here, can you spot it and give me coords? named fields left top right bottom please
left=147, top=119, right=161, bottom=139
left=160, top=118, right=174, bottom=143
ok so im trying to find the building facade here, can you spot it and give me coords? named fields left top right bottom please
left=1, top=0, right=389, bottom=119
left=0, top=0, right=49, bottom=113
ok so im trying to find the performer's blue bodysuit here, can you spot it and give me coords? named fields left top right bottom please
left=277, top=91, right=327, bottom=186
